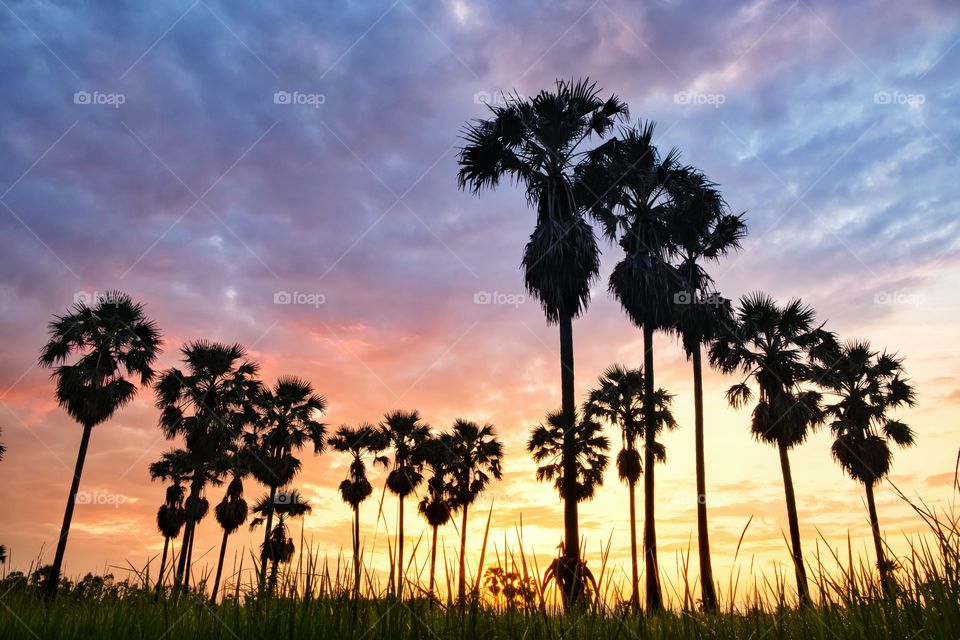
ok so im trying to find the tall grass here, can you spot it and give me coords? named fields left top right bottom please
left=2, top=480, right=959, bottom=639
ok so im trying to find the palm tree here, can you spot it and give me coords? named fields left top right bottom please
left=245, top=376, right=326, bottom=592
left=583, top=122, right=690, bottom=611
left=812, top=340, right=916, bottom=591
left=447, top=419, right=504, bottom=603
left=39, top=292, right=161, bottom=595
left=668, top=169, right=746, bottom=610
left=380, top=409, right=431, bottom=597
left=418, top=434, right=456, bottom=601
left=148, top=449, right=189, bottom=595
left=528, top=409, right=609, bottom=599
left=709, top=293, right=832, bottom=606
left=1, top=427, right=6, bottom=566
left=250, top=489, right=312, bottom=592
left=458, top=79, right=628, bottom=604
left=154, top=341, right=261, bottom=591
left=584, top=365, right=677, bottom=609
left=210, top=449, right=249, bottom=604
left=329, top=424, right=390, bottom=597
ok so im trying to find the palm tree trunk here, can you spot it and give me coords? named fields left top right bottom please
left=155, top=536, right=170, bottom=597
left=176, top=477, right=202, bottom=588
left=353, top=504, right=361, bottom=598
left=46, top=422, right=93, bottom=597
left=458, top=504, right=469, bottom=603
left=209, top=528, right=230, bottom=604
left=777, top=441, right=810, bottom=606
left=627, top=476, right=640, bottom=610
left=183, top=522, right=196, bottom=591
left=269, top=556, right=279, bottom=593
left=864, top=481, right=891, bottom=593
left=692, top=347, right=717, bottom=611
left=429, top=524, right=438, bottom=600
left=642, top=324, right=662, bottom=612
left=259, top=484, right=277, bottom=592
left=558, top=311, right=581, bottom=604
left=397, top=495, right=405, bottom=599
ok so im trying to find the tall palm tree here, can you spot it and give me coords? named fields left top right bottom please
left=668, top=169, right=746, bottom=610
left=589, top=123, right=686, bottom=611
left=709, top=293, right=832, bottom=606
left=245, top=377, right=326, bottom=592
left=380, top=409, right=431, bottom=597
left=458, top=79, right=628, bottom=604
left=447, top=420, right=504, bottom=603
left=148, top=449, right=189, bottom=595
left=528, top=409, right=609, bottom=599
left=250, top=489, right=312, bottom=593
left=811, top=340, right=916, bottom=591
left=154, top=341, right=261, bottom=591
left=329, top=424, right=390, bottom=597
left=210, top=448, right=249, bottom=604
left=583, top=365, right=677, bottom=609
left=418, top=434, right=456, bottom=601
left=1, top=427, right=6, bottom=565
left=39, top=292, right=161, bottom=595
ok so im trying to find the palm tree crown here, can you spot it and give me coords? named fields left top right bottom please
left=528, top=410, right=610, bottom=502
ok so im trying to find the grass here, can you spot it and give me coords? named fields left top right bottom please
left=2, top=483, right=958, bottom=639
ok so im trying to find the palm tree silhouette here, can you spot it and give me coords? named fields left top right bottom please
left=329, top=424, right=390, bottom=597
left=380, top=409, right=431, bottom=597
left=250, top=489, right=312, bottom=592
left=209, top=447, right=249, bottom=604
left=447, top=419, right=504, bottom=603
left=245, top=377, right=326, bottom=592
left=710, top=293, right=831, bottom=606
left=39, top=292, right=161, bottom=596
left=0, top=427, right=6, bottom=566
left=148, top=449, right=189, bottom=596
left=154, top=341, right=261, bottom=591
left=668, top=168, right=746, bottom=610
left=812, top=339, right=916, bottom=591
left=418, top=433, right=456, bottom=601
left=528, top=409, right=609, bottom=600
left=584, top=365, right=677, bottom=609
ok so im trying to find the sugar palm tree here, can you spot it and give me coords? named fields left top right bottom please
left=447, top=419, right=504, bottom=603
left=148, top=449, right=189, bottom=595
left=583, top=365, right=677, bottom=609
left=0, top=427, right=6, bottom=565
left=528, top=409, right=609, bottom=600
left=458, top=79, right=628, bottom=604
left=811, top=339, right=916, bottom=591
left=154, top=341, right=261, bottom=591
left=245, top=377, right=326, bottom=592
left=380, top=410, right=431, bottom=597
left=329, top=424, right=390, bottom=597
left=418, top=434, right=456, bottom=601
left=209, top=448, right=249, bottom=604
left=668, top=168, right=746, bottom=610
left=250, top=489, right=312, bottom=593
left=39, top=292, right=161, bottom=596
left=709, top=293, right=832, bottom=606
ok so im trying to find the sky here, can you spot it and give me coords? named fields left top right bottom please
left=0, top=0, right=958, bottom=605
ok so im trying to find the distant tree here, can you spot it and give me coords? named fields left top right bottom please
left=148, top=449, right=189, bottom=595
left=418, top=434, right=456, bottom=601
left=39, top=292, right=161, bottom=596
left=250, top=489, right=312, bottom=592
left=210, top=447, right=249, bottom=604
